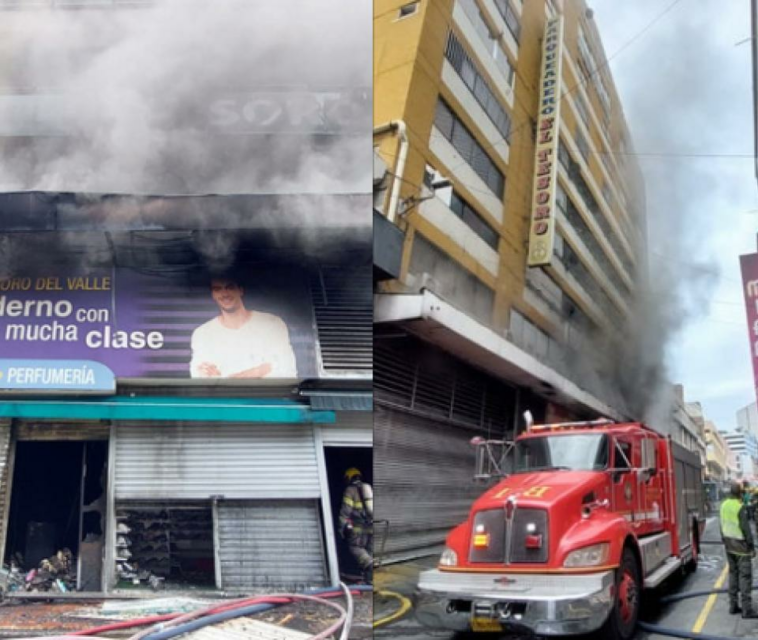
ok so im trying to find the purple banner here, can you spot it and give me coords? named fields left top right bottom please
left=0, top=267, right=318, bottom=381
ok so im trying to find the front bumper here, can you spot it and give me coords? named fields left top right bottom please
left=416, top=568, right=615, bottom=636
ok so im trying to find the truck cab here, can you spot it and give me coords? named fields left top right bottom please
left=416, top=419, right=704, bottom=639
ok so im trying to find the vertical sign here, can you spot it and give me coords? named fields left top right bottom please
left=741, top=252, right=758, bottom=404
left=527, top=16, right=564, bottom=267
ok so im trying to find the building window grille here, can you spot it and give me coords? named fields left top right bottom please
left=445, top=31, right=512, bottom=141
left=493, top=0, right=520, bottom=43
left=450, top=191, right=499, bottom=249
left=459, top=0, right=515, bottom=84
left=434, top=99, right=505, bottom=198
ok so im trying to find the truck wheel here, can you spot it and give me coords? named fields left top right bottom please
left=600, top=547, right=640, bottom=640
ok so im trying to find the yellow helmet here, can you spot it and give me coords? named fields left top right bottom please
left=344, top=467, right=362, bottom=481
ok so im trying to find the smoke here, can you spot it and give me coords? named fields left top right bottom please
left=0, top=0, right=372, bottom=198
left=588, top=0, right=736, bottom=423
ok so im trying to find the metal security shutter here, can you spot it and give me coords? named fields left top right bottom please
left=320, top=412, right=372, bottom=446
left=374, top=336, right=516, bottom=563
left=218, top=500, right=327, bottom=589
left=311, top=267, right=372, bottom=372
left=375, top=406, right=495, bottom=564
left=114, top=424, right=320, bottom=500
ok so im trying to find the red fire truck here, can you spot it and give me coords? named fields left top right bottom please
left=416, top=418, right=706, bottom=639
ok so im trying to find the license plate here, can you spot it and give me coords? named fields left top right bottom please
left=471, top=617, right=503, bottom=632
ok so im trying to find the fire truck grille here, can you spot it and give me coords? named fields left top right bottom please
left=509, top=508, right=549, bottom=563
left=469, top=509, right=505, bottom=563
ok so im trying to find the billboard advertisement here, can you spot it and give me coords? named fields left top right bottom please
left=741, top=251, right=758, bottom=404
left=0, top=267, right=318, bottom=391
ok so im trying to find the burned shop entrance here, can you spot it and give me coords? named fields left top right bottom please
left=5, top=436, right=108, bottom=592
left=115, top=502, right=215, bottom=590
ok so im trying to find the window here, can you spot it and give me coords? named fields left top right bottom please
left=558, top=139, right=570, bottom=171
left=493, top=0, right=520, bottom=43
left=577, top=29, right=595, bottom=78
left=575, top=94, right=591, bottom=130
left=575, top=130, right=590, bottom=164
left=601, top=182, right=613, bottom=208
left=615, top=440, right=632, bottom=470
left=459, top=0, right=515, bottom=84
left=450, top=191, right=499, bottom=249
left=398, top=2, right=419, bottom=18
left=515, top=435, right=609, bottom=473
left=445, top=32, right=512, bottom=140
left=434, top=99, right=505, bottom=198
left=594, top=75, right=612, bottom=121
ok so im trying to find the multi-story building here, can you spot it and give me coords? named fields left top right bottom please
left=0, top=2, right=373, bottom=593
left=721, top=430, right=758, bottom=480
left=704, top=421, right=729, bottom=483
left=737, top=401, right=758, bottom=439
left=374, top=0, right=647, bottom=560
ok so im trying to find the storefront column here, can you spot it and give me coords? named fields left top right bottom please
left=0, top=420, right=14, bottom=568
left=314, top=426, right=340, bottom=587
left=103, top=423, right=117, bottom=591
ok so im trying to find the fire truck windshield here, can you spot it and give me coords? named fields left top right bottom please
left=514, top=434, right=609, bottom=473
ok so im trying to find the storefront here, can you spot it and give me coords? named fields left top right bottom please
left=0, top=212, right=373, bottom=593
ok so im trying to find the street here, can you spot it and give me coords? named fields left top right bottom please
left=374, top=518, right=758, bottom=640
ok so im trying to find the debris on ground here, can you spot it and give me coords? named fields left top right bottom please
left=21, top=549, right=77, bottom=593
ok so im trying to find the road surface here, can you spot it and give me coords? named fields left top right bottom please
left=375, top=517, right=758, bottom=639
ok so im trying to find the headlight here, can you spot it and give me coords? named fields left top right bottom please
left=439, top=547, right=458, bottom=567
left=563, top=543, right=610, bottom=568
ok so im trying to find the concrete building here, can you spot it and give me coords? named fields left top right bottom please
left=704, top=421, right=729, bottom=483
left=737, top=401, right=758, bottom=439
left=721, top=431, right=758, bottom=481
left=374, top=0, right=646, bottom=561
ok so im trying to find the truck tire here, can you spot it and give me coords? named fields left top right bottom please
left=599, top=546, right=640, bottom=640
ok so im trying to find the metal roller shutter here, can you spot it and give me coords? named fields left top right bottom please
left=311, top=267, right=372, bottom=373
left=320, top=411, right=372, bottom=446
left=374, top=336, right=516, bottom=563
left=218, top=500, right=327, bottom=589
left=374, top=405, right=497, bottom=564
left=114, top=423, right=320, bottom=500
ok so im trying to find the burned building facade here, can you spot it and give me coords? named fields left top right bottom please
left=0, top=1, right=372, bottom=592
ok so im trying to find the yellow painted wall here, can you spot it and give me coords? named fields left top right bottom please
left=374, top=0, right=645, bottom=341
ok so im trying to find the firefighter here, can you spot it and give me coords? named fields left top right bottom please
left=721, top=481, right=758, bottom=618
left=339, top=467, right=373, bottom=581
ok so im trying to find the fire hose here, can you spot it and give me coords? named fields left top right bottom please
left=66, top=584, right=372, bottom=640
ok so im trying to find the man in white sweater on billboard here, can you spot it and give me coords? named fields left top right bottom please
left=190, top=277, right=297, bottom=379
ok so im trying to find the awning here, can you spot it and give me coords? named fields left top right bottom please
left=0, top=396, right=335, bottom=423
left=374, top=290, right=625, bottom=421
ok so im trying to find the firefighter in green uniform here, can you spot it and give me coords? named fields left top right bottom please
left=339, top=467, right=373, bottom=582
left=721, top=481, right=758, bottom=618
